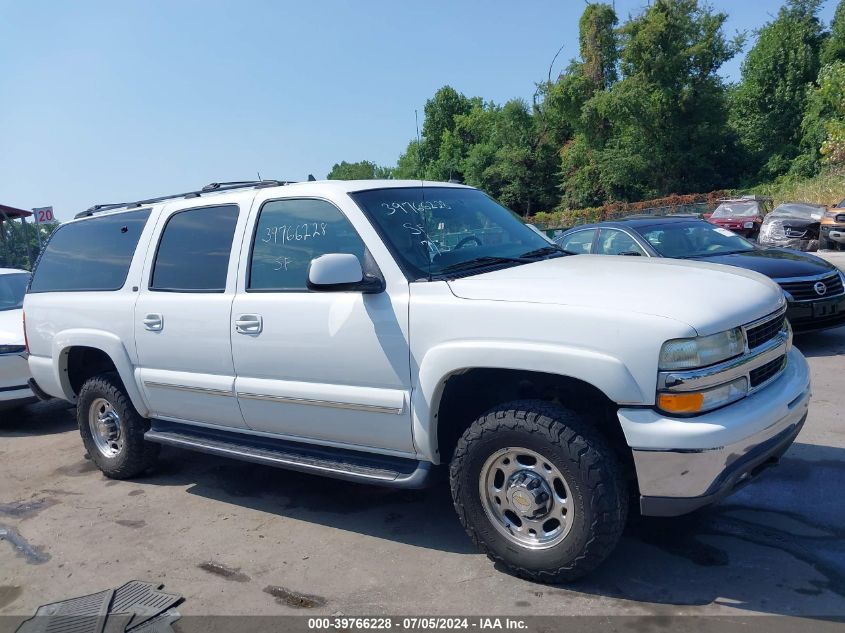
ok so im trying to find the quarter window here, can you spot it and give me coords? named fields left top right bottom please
left=249, top=199, right=365, bottom=291
left=29, top=210, right=151, bottom=293
left=150, top=205, right=239, bottom=292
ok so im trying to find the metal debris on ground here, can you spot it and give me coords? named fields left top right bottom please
left=15, top=581, right=184, bottom=633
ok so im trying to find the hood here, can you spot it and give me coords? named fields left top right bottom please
left=0, top=308, right=24, bottom=346
left=447, top=256, right=784, bottom=335
left=689, top=248, right=835, bottom=279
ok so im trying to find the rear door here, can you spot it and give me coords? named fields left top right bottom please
left=134, top=195, right=252, bottom=428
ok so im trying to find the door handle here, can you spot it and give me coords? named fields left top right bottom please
left=143, top=314, right=163, bottom=332
left=235, top=314, right=263, bottom=334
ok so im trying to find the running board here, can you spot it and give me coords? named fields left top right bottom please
left=144, top=421, right=433, bottom=489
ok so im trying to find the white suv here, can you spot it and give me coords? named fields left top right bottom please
left=24, top=179, right=811, bottom=581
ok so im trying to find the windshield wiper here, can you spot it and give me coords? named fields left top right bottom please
left=519, top=245, right=572, bottom=258
left=440, top=256, right=532, bottom=274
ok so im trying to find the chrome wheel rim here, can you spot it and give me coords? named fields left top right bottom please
left=479, top=447, right=574, bottom=550
left=88, top=397, right=124, bottom=458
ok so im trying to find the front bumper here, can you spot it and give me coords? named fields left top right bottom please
left=0, top=352, right=35, bottom=410
left=787, top=294, right=845, bottom=332
left=619, top=347, right=811, bottom=517
left=821, top=224, right=845, bottom=245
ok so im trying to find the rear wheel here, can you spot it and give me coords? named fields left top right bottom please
left=450, top=400, right=628, bottom=583
left=77, top=372, right=159, bottom=479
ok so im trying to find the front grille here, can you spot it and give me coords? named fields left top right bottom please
left=778, top=273, right=844, bottom=301
left=746, top=313, right=785, bottom=349
left=750, top=355, right=786, bottom=388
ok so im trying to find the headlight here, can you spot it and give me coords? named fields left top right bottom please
left=659, top=328, right=745, bottom=370
left=824, top=210, right=837, bottom=220
left=658, top=377, right=748, bottom=415
left=743, top=221, right=754, bottom=229
left=0, top=345, right=26, bottom=355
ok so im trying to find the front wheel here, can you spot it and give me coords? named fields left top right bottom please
left=450, top=400, right=628, bottom=583
left=77, top=372, right=159, bottom=479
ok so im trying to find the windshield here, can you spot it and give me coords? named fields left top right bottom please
left=0, top=273, right=29, bottom=311
left=711, top=202, right=760, bottom=218
left=638, top=221, right=755, bottom=258
left=768, top=204, right=824, bottom=221
left=350, top=187, right=555, bottom=278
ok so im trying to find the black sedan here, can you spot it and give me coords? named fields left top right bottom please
left=555, top=216, right=845, bottom=332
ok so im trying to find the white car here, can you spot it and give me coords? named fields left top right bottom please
left=24, top=180, right=810, bottom=582
left=0, top=267, right=34, bottom=412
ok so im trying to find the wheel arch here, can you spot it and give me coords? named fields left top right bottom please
left=53, top=329, right=150, bottom=417
left=412, top=341, right=645, bottom=465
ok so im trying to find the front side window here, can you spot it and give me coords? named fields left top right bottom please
left=595, top=229, right=645, bottom=256
left=350, top=187, right=553, bottom=278
left=29, top=210, right=151, bottom=293
left=0, top=273, right=29, bottom=310
left=639, top=221, right=756, bottom=258
left=557, top=229, right=596, bottom=254
left=249, top=198, right=366, bottom=291
left=150, top=205, right=239, bottom=292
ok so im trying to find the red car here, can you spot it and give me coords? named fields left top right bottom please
left=706, top=197, right=770, bottom=239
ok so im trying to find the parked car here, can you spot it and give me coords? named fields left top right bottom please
left=25, top=180, right=810, bottom=582
left=0, top=268, right=34, bottom=412
left=556, top=216, right=845, bottom=332
left=758, top=203, right=823, bottom=252
left=820, top=204, right=845, bottom=251
left=706, top=196, right=770, bottom=239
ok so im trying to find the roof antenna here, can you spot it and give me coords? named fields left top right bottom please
left=257, top=171, right=262, bottom=181
left=307, top=174, right=316, bottom=181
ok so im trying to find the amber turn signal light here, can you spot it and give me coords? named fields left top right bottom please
left=657, top=392, right=705, bottom=414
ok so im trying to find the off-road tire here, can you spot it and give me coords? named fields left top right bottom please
left=77, top=372, right=159, bottom=479
left=819, top=235, right=834, bottom=251
left=450, top=400, right=628, bottom=583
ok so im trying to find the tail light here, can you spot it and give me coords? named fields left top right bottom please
left=23, top=310, right=29, bottom=354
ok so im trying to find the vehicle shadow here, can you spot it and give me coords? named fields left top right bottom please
left=570, top=441, right=845, bottom=616
left=0, top=400, right=76, bottom=437
left=133, top=439, right=845, bottom=616
left=141, top=446, right=476, bottom=555
left=793, top=326, right=845, bottom=358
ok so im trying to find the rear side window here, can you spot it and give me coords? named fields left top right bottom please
left=29, top=210, right=151, bottom=293
left=150, top=205, right=239, bottom=292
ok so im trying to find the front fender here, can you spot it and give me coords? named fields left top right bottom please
left=411, top=339, right=645, bottom=463
left=50, top=329, right=150, bottom=417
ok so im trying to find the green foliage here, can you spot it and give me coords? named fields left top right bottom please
left=560, top=0, right=741, bottom=208
left=327, top=160, right=393, bottom=180
left=798, top=61, right=845, bottom=171
left=0, top=220, right=58, bottom=271
left=822, top=0, right=845, bottom=64
left=579, top=3, right=618, bottom=90
left=730, top=0, right=826, bottom=180
left=751, top=168, right=845, bottom=206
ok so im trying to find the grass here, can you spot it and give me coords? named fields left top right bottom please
left=750, top=170, right=845, bottom=207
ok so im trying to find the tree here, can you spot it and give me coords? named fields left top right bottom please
left=560, top=0, right=741, bottom=207
left=326, top=160, right=393, bottom=180
left=822, top=0, right=845, bottom=65
left=579, top=2, right=619, bottom=90
left=729, top=0, right=826, bottom=180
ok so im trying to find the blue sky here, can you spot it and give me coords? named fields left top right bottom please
left=0, top=0, right=839, bottom=220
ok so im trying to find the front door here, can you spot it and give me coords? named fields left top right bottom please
left=230, top=195, right=414, bottom=454
left=134, top=200, right=249, bottom=428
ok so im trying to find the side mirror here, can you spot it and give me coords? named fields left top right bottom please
left=307, top=254, right=384, bottom=293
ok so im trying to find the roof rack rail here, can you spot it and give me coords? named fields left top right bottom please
left=76, top=179, right=291, bottom=219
